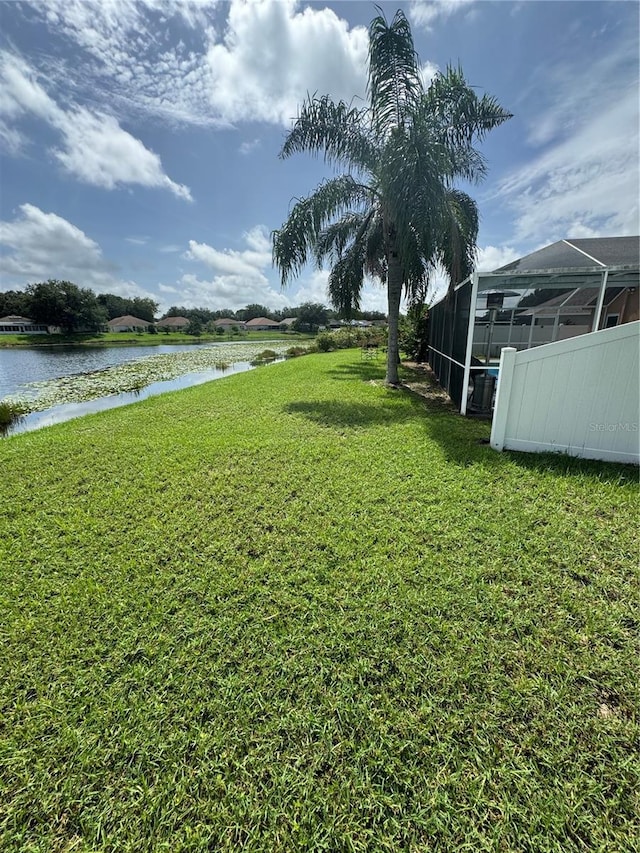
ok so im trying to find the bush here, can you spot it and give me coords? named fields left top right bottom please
left=0, top=400, right=27, bottom=432
left=314, top=327, right=387, bottom=352
left=315, top=333, right=335, bottom=352
left=250, top=349, right=279, bottom=366
left=285, top=346, right=309, bottom=358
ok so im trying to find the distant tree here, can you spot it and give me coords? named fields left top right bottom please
left=97, top=294, right=158, bottom=323
left=237, top=303, right=273, bottom=321
left=186, top=317, right=203, bottom=336
left=129, top=297, right=158, bottom=323
left=28, top=280, right=106, bottom=333
left=0, top=289, right=32, bottom=318
left=292, top=302, right=329, bottom=332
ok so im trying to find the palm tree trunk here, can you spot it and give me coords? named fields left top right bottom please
left=385, top=251, right=403, bottom=385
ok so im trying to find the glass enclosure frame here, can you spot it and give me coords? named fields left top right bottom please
left=427, top=263, right=639, bottom=414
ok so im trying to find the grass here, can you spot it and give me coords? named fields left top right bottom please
left=0, top=350, right=638, bottom=852
left=0, top=331, right=313, bottom=348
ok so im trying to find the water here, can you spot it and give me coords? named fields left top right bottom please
left=0, top=342, right=283, bottom=437
left=0, top=343, right=218, bottom=398
left=4, top=361, right=256, bottom=437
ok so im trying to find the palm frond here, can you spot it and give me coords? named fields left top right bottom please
left=280, top=95, right=377, bottom=173
left=422, top=65, right=512, bottom=148
left=327, top=240, right=366, bottom=318
left=314, top=213, right=368, bottom=267
left=272, top=176, right=373, bottom=285
left=378, top=128, right=449, bottom=267
left=363, top=213, right=386, bottom=283
left=436, top=188, right=479, bottom=290
left=368, top=9, right=422, bottom=138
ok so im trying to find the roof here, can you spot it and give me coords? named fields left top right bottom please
left=521, top=286, right=627, bottom=315
left=214, top=317, right=244, bottom=325
left=0, top=315, right=33, bottom=323
left=245, top=317, right=280, bottom=326
left=108, top=315, right=150, bottom=326
left=157, top=316, right=189, bottom=326
left=495, top=237, right=640, bottom=274
left=279, top=317, right=297, bottom=325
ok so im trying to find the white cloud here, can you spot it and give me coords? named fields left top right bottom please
left=495, top=85, right=639, bottom=243
left=22, top=0, right=369, bottom=128
left=239, top=137, right=261, bottom=155
left=55, top=107, right=192, bottom=199
left=204, top=0, right=369, bottom=125
left=410, top=0, right=477, bottom=30
left=180, top=225, right=287, bottom=311
left=486, top=26, right=639, bottom=247
left=0, top=50, right=191, bottom=199
left=476, top=245, right=521, bottom=272
left=0, top=203, right=147, bottom=296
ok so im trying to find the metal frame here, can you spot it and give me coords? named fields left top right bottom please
left=428, top=261, right=639, bottom=414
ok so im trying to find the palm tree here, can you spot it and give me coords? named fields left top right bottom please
left=273, top=9, right=511, bottom=385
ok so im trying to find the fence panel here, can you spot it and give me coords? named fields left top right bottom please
left=490, top=322, right=639, bottom=464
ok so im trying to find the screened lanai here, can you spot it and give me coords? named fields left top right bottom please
left=427, top=236, right=640, bottom=414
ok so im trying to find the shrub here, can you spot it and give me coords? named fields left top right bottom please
left=315, top=333, right=335, bottom=352
left=285, top=346, right=309, bottom=358
left=314, top=327, right=387, bottom=352
left=0, top=400, right=27, bottom=432
left=250, top=349, right=279, bottom=366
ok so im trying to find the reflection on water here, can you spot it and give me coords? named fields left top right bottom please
left=0, top=342, right=225, bottom=398
left=3, top=361, right=255, bottom=437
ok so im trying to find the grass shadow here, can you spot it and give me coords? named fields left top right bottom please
left=326, top=361, right=386, bottom=382
left=283, top=397, right=422, bottom=430
left=401, top=364, right=636, bottom=483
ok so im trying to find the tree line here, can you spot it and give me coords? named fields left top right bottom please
left=0, top=280, right=387, bottom=335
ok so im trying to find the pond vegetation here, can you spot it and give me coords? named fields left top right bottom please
left=0, top=341, right=294, bottom=414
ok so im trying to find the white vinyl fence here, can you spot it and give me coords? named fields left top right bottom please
left=491, top=321, right=640, bottom=464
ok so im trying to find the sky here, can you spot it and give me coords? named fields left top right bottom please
left=0, top=0, right=638, bottom=315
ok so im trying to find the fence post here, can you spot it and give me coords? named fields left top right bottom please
left=490, top=347, right=517, bottom=452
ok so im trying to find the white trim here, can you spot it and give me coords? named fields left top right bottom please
left=562, top=239, right=607, bottom=267
left=490, top=348, right=517, bottom=451
left=506, top=319, right=638, bottom=364
left=426, top=346, right=466, bottom=369
left=461, top=271, right=479, bottom=415
left=591, top=269, right=609, bottom=332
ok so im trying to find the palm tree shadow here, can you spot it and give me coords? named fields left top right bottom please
left=283, top=398, right=421, bottom=430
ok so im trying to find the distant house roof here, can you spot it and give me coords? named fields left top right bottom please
left=157, top=316, right=189, bottom=327
left=0, top=315, right=33, bottom=324
left=214, top=317, right=244, bottom=326
left=279, top=317, right=297, bottom=326
left=495, top=237, right=640, bottom=274
left=245, top=317, right=280, bottom=327
left=108, top=315, right=149, bottom=327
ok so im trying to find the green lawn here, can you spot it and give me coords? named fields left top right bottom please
left=0, top=330, right=312, bottom=347
left=1, top=350, right=637, bottom=852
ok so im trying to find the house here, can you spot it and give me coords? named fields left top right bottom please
left=278, top=317, right=298, bottom=329
left=107, top=315, right=150, bottom=332
left=245, top=317, right=281, bottom=331
left=0, top=315, right=50, bottom=334
left=214, top=318, right=246, bottom=330
left=427, top=235, right=640, bottom=414
left=156, top=316, right=190, bottom=331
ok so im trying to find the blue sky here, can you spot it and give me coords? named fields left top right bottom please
left=0, top=0, right=638, bottom=315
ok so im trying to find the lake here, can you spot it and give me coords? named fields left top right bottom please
left=0, top=343, right=221, bottom=398
left=0, top=342, right=287, bottom=436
